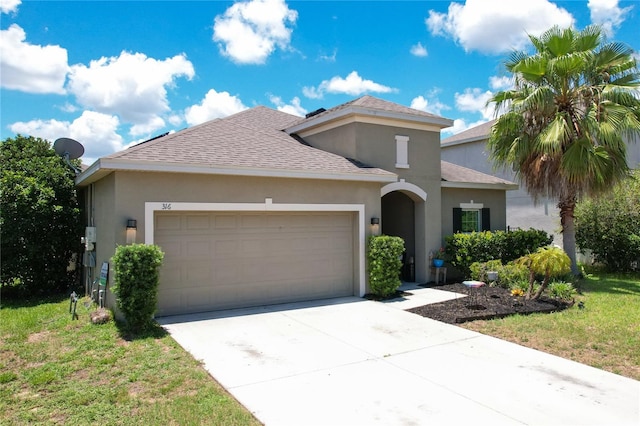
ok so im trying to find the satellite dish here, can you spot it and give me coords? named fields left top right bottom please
left=54, top=138, right=85, bottom=174
left=54, top=137, right=85, bottom=159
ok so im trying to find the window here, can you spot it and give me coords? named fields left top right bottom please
left=453, top=203, right=490, bottom=233
left=395, top=135, right=409, bottom=168
left=461, top=210, right=480, bottom=232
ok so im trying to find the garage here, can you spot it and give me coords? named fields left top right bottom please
left=154, top=210, right=356, bottom=316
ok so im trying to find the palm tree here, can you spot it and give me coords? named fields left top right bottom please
left=488, top=25, right=640, bottom=275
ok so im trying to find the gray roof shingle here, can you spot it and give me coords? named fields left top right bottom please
left=441, top=119, right=495, bottom=145
left=103, top=106, right=395, bottom=179
left=441, top=160, right=516, bottom=186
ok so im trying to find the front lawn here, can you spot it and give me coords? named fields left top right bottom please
left=462, top=272, right=640, bottom=380
left=0, top=295, right=261, bottom=425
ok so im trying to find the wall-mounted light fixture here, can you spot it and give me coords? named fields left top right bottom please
left=126, top=219, right=137, bottom=244
left=370, top=217, right=380, bottom=235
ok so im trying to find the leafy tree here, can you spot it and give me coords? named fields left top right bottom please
left=575, top=170, right=640, bottom=271
left=488, top=25, right=640, bottom=275
left=1, top=135, right=83, bottom=295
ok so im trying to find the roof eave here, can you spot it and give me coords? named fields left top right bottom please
left=76, top=158, right=398, bottom=185
left=286, top=105, right=454, bottom=134
left=441, top=181, right=519, bottom=191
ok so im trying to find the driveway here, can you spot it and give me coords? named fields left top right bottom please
left=158, top=285, right=639, bottom=426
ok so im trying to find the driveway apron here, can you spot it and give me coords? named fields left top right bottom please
left=158, top=296, right=639, bottom=426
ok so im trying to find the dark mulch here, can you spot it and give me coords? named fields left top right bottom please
left=406, top=283, right=573, bottom=324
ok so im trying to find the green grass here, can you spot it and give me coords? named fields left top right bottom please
left=0, top=295, right=261, bottom=426
left=463, top=271, right=640, bottom=380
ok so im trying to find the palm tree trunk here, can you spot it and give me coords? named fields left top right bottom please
left=558, top=196, right=580, bottom=276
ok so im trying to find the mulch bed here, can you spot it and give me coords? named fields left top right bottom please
left=406, top=283, right=573, bottom=324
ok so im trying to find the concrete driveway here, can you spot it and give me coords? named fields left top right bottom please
left=158, top=286, right=639, bottom=426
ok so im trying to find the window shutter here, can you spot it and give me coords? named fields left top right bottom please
left=481, top=208, right=491, bottom=231
left=453, top=208, right=462, bottom=232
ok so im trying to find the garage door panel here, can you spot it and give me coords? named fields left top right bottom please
left=155, top=211, right=355, bottom=316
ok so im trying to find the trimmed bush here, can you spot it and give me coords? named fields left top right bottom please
left=367, top=235, right=405, bottom=298
left=445, top=229, right=552, bottom=278
left=111, top=244, right=164, bottom=331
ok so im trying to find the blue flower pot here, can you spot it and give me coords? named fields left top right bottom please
left=433, top=259, right=444, bottom=267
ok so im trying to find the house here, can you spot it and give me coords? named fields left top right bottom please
left=77, top=96, right=517, bottom=316
left=441, top=121, right=640, bottom=243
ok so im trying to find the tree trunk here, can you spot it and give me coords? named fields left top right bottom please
left=558, top=196, right=581, bottom=276
left=532, top=274, right=550, bottom=300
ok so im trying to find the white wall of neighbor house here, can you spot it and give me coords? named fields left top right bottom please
left=442, top=134, right=640, bottom=246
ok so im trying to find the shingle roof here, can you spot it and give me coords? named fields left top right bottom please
left=98, top=106, right=396, bottom=180
left=286, top=95, right=454, bottom=131
left=441, top=160, right=516, bottom=187
left=441, top=120, right=495, bottom=145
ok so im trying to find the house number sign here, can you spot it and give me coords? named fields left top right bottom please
left=162, top=203, right=172, bottom=210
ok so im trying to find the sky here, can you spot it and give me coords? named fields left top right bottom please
left=1, top=0, right=639, bottom=164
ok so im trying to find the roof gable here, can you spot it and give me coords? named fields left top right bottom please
left=285, top=95, right=454, bottom=135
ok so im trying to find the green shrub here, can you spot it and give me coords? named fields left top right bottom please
left=548, top=281, right=577, bottom=301
left=367, top=235, right=404, bottom=298
left=112, top=244, right=164, bottom=331
left=445, top=229, right=552, bottom=278
left=575, top=170, right=640, bottom=271
left=470, top=260, right=529, bottom=289
left=470, top=260, right=503, bottom=283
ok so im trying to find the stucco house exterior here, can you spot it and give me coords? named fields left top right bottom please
left=77, top=96, right=517, bottom=316
left=441, top=121, right=640, bottom=243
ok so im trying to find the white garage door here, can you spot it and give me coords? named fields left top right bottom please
left=154, top=211, right=355, bottom=316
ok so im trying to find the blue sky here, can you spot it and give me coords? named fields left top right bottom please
left=1, top=0, right=638, bottom=163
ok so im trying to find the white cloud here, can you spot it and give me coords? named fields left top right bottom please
left=302, top=71, right=396, bottom=99
left=489, top=76, right=512, bottom=91
left=426, top=0, right=575, bottom=54
left=588, top=0, right=632, bottom=36
left=0, top=24, right=68, bottom=94
left=129, top=116, right=166, bottom=137
left=213, top=0, right=298, bottom=64
left=410, top=42, right=428, bottom=57
left=67, top=51, right=194, bottom=126
left=269, top=95, right=306, bottom=116
left=441, top=118, right=489, bottom=136
left=318, top=48, right=337, bottom=62
left=184, top=89, right=247, bottom=126
left=410, top=94, right=449, bottom=116
left=10, top=111, right=124, bottom=163
left=0, top=0, right=20, bottom=14
left=455, top=88, right=494, bottom=120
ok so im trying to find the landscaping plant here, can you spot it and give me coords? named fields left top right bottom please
left=367, top=235, right=404, bottom=298
left=518, top=246, right=571, bottom=299
left=111, top=244, right=164, bottom=331
left=446, top=229, right=552, bottom=277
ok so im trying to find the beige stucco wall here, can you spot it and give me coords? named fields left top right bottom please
left=87, top=171, right=384, bottom=308
left=440, top=187, right=508, bottom=239
left=303, top=122, right=443, bottom=281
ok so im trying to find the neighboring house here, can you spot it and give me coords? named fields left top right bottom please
left=77, top=96, right=517, bottom=316
left=441, top=121, right=640, bottom=244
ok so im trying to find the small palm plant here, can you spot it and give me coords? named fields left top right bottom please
left=518, top=246, right=571, bottom=300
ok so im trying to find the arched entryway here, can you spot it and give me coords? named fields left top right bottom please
left=380, top=181, right=427, bottom=282
left=382, top=191, right=415, bottom=280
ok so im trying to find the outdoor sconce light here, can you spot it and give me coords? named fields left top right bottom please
left=370, top=217, right=380, bottom=235
left=126, top=219, right=137, bottom=244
